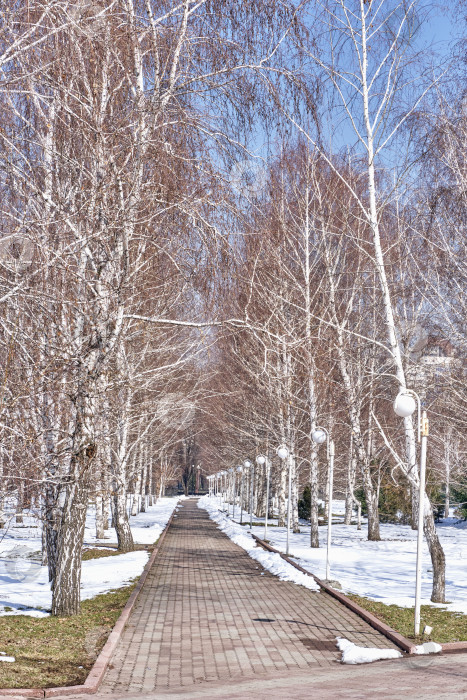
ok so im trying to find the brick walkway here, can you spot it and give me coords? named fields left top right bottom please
left=99, top=499, right=398, bottom=695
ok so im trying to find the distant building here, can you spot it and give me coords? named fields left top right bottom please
left=406, top=335, right=462, bottom=391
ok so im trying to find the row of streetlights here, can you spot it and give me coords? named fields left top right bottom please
left=207, top=387, right=428, bottom=638
left=207, top=428, right=334, bottom=576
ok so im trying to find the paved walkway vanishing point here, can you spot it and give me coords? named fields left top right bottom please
left=60, top=499, right=467, bottom=700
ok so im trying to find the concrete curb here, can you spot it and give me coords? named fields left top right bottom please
left=438, top=640, right=467, bottom=652
left=250, top=533, right=417, bottom=655
left=0, top=691, right=44, bottom=699
left=0, top=507, right=177, bottom=699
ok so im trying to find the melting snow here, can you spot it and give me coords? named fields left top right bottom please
left=336, top=637, right=402, bottom=664
left=0, top=497, right=178, bottom=617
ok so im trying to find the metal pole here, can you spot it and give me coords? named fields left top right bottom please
left=249, top=465, right=255, bottom=528
left=232, top=473, right=236, bottom=520
left=326, top=440, right=335, bottom=581
left=415, top=411, right=428, bottom=637
left=240, top=471, right=244, bottom=524
left=264, top=459, right=270, bottom=541
left=230, top=471, right=234, bottom=515
left=286, top=455, right=292, bottom=556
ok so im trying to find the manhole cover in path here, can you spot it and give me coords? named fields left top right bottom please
left=299, top=638, right=337, bottom=652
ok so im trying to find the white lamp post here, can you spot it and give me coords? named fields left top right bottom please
left=237, top=466, right=244, bottom=524
left=232, top=467, right=239, bottom=520
left=223, top=470, right=228, bottom=511
left=244, top=459, right=253, bottom=527
left=256, top=455, right=268, bottom=540
left=312, top=427, right=334, bottom=582
left=276, top=445, right=290, bottom=554
left=393, top=388, right=428, bottom=638
left=228, top=468, right=234, bottom=516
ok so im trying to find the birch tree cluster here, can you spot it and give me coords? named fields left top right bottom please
left=0, top=0, right=465, bottom=615
left=0, top=0, right=300, bottom=615
left=195, top=0, right=466, bottom=605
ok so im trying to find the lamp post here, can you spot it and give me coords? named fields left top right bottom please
left=394, top=388, right=428, bottom=638
left=224, top=470, right=229, bottom=513
left=238, top=466, right=244, bottom=524
left=232, top=467, right=238, bottom=519
left=228, top=467, right=234, bottom=516
left=312, top=427, right=334, bottom=582
left=243, top=459, right=253, bottom=527
left=196, top=464, right=201, bottom=495
left=276, top=445, right=290, bottom=554
left=256, top=455, right=269, bottom=540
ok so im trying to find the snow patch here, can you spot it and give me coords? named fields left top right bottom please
left=336, top=637, right=402, bottom=664
left=0, top=654, right=15, bottom=662
left=0, top=497, right=179, bottom=617
left=414, top=642, right=442, bottom=655
left=243, top=500, right=467, bottom=617
left=198, top=496, right=319, bottom=592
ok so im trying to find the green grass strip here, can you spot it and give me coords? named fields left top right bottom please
left=347, top=593, right=467, bottom=644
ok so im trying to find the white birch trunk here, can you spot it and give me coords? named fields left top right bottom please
left=359, top=1, right=444, bottom=598
left=302, top=189, right=321, bottom=547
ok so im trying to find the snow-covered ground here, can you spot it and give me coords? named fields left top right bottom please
left=0, top=496, right=178, bottom=617
left=204, top=496, right=467, bottom=616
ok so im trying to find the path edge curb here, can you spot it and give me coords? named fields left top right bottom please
left=250, top=532, right=417, bottom=655
left=0, top=504, right=178, bottom=699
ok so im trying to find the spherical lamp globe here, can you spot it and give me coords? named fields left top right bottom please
left=393, top=393, right=416, bottom=418
left=276, top=446, right=288, bottom=460
left=312, top=429, right=327, bottom=445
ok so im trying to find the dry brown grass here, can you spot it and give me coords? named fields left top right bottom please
left=0, top=583, right=136, bottom=689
